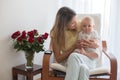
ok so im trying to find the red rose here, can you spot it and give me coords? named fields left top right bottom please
left=28, top=37, right=34, bottom=43
left=33, top=29, right=37, bottom=34
left=21, top=30, right=26, bottom=39
left=33, top=29, right=38, bottom=36
left=45, top=33, right=48, bottom=37
left=27, top=31, right=34, bottom=38
left=11, top=29, right=49, bottom=53
left=37, top=36, right=42, bottom=43
left=11, top=31, right=21, bottom=39
left=17, top=36, right=23, bottom=42
left=42, top=33, right=48, bottom=39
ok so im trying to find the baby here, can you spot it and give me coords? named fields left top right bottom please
left=75, top=16, right=100, bottom=59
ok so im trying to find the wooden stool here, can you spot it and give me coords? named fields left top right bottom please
left=12, top=64, right=42, bottom=80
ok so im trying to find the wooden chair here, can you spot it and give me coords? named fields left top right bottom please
left=41, top=14, right=117, bottom=80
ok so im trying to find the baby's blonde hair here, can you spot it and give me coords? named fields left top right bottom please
left=81, top=16, right=95, bottom=25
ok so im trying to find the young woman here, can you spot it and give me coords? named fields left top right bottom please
left=50, top=7, right=99, bottom=80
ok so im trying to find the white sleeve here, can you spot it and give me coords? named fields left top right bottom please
left=92, top=30, right=100, bottom=40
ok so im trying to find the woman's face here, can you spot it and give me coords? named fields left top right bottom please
left=81, top=19, right=94, bottom=34
left=68, top=16, right=77, bottom=30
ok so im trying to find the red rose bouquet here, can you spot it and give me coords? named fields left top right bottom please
left=11, top=29, right=48, bottom=53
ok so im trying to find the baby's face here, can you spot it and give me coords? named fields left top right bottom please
left=81, top=19, right=94, bottom=34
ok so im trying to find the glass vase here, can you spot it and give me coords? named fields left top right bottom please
left=25, top=51, right=34, bottom=69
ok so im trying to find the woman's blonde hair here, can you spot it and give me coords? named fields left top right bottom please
left=50, top=7, right=76, bottom=50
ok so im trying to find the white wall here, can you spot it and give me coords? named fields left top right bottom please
left=109, top=0, right=120, bottom=73
left=0, top=0, right=59, bottom=80
left=115, top=0, right=120, bottom=73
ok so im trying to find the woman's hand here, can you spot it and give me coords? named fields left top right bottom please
left=75, top=39, right=91, bottom=49
left=75, top=40, right=82, bottom=49
left=80, top=39, right=99, bottom=49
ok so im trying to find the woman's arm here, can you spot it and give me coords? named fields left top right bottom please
left=89, top=39, right=100, bottom=48
left=49, top=39, right=53, bottom=50
left=80, top=39, right=100, bottom=49
left=51, top=38, right=77, bottom=63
